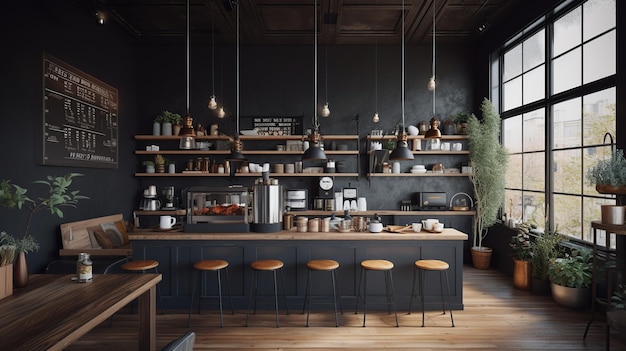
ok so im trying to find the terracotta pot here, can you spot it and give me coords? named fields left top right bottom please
left=596, top=184, right=626, bottom=195
left=471, top=246, right=493, bottom=270
left=513, top=259, right=532, bottom=290
left=14, top=252, right=28, bottom=288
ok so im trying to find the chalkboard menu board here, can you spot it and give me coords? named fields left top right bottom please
left=239, top=116, right=303, bottom=136
left=41, top=53, right=118, bottom=169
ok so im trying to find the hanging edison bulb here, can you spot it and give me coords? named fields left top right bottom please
left=427, top=76, right=436, bottom=91
left=217, top=106, right=226, bottom=119
left=373, top=112, right=380, bottom=123
left=321, top=102, right=330, bottom=117
left=208, top=95, right=218, bottom=110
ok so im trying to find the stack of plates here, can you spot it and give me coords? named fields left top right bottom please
left=410, top=165, right=427, bottom=174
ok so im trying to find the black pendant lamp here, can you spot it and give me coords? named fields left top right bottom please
left=389, top=0, right=414, bottom=161
left=228, top=0, right=246, bottom=162
left=302, top=0, right=327, bottom=161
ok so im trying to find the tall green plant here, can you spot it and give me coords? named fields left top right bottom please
left=467, top=98, right=509, bottom=248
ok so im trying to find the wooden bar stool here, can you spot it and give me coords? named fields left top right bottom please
left=187, top=259, right=234, bottom=328
left=246, top=259, right=290, bottom=328
left=302, top=259, right=343, bottom=327
left=408, top=259, right=455, bottom=327
left=355, top=259, right=398, bottom=327
left=120, top=259, right=164, bottom=314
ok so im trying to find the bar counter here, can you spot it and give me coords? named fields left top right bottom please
left=128, top=228, right=468, bottom=311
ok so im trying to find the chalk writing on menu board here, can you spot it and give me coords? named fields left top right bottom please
left=240, top=116, right=303, bottom=136
left=42, top=53, right=118, bottom=169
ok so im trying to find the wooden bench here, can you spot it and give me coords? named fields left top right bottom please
left=59, top=214, right=132, bottom=258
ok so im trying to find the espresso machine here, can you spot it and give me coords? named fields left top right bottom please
left=161, top=186, right=177, bottom=209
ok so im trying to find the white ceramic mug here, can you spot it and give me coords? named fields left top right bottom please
left=422, top=218, right=439, bottom=231
left=412, top=222, right=422, bottom=232
left=159, top=215, right=176, bottom=229
left=453, top=142, right=463, bottom=151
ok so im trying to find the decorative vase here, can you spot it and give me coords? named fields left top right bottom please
left=14, top=252, right=28, bottom=288
left=152, top=122, right=161, bottom=136
left=471, top=246, right=493, bottom=270
left=173, top=124, right=182, bottom=136
left=443, top=123, right=456, bottom=135
left=513, top=259, right=532, bottom=290
left=161, top=122, right=173, bottom=136
left=155, top=163, right=166, bottom=173
left=168, top=163, right=176, bottom=174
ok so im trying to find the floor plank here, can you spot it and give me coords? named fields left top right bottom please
left=64, top=265, right=626, bottom=350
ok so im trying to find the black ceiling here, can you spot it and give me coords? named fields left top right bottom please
left=85, top=0, right=527, bottom=45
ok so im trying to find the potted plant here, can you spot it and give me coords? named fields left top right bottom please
left=166, top=159, right=176, bottom=174
left=548, top=250, right=592, bottom=308
left=586, top=148, right=626, bottom=195
left=510, top=222, right=533, bottom=290
left=0, top=174, right=88, bottom=287
left=143, top=160, right=155, bottom=173
left=453, top=111, right=472, bottom=135
left=467, top=98, right=509, bottom=269
left=530, top=229, right=566, bottom=295
left=154, top=154, right=166, bottom=173
left=157, top=110, right=182, bottom=136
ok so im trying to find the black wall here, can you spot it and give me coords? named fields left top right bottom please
left=1, top=0, right=567, bottom=274
left=0, top=1, right=139, bottom=273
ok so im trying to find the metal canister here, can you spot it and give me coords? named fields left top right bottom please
left=283, top=214, right=294, bottom=230
left=76, top=252, right=93, bottom=283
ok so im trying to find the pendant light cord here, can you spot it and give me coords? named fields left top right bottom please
left=236, top=1, right=240, bottom=134
left=211, top=7, right=215, bottom=96
left=314, top=0, right=318, bottom=129
left=374, top=0, right=378, bottom=113
left=401, top=0, right=405, bottom=128
left=432, top=0, right=436, bottom=117
left=186, top=0, right=190, bottom=114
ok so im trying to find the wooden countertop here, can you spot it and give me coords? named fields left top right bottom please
left=128, top=228, right=468, bottom=241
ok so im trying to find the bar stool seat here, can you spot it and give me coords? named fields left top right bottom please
left=121, top=259, right=159, bottom=271
left=303, top=259, right=343, bottom=327
left=409, top=259, right=454, bottom=327
left=246, top=259, right=289, bottom=328
left=355, top=259, right=398, bottom=327
left=188, top=259, right=234, bottom=328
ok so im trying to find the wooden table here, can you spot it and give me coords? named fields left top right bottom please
left=0, top=273, right=162, bottom=351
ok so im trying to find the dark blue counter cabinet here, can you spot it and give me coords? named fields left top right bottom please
left=129, top=230, right=468, bottom=312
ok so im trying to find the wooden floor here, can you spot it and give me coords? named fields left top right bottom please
left=65, top=265, right=626, bottom=351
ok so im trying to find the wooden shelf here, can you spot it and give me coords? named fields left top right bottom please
left=135, top=172, right=359, bottom=177
left=287, top=210, right=476, bottom=216
left=135, top=134, right=359, bottom=141
left=366, top=135, right=468, bottom=141
left=367, top=173, right=471, bottom=177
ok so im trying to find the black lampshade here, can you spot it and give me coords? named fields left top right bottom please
left=302, top=145, right=327, bottom=160
left=389, top=140, right=414, bottom=160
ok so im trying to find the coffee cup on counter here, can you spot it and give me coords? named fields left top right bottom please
left=412, top=222, right=422, bottom=232
left=159, top=215, right=176, bottom=230
left=422, top=218, right=439, bottom=231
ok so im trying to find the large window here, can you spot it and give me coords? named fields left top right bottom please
left=497, top=0, right=616, bottom=242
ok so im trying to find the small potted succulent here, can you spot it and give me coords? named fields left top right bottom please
left=143, top=160, right=155, bottom=173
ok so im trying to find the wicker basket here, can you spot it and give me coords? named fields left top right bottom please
left=471, top=247, right=493, bottom=270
